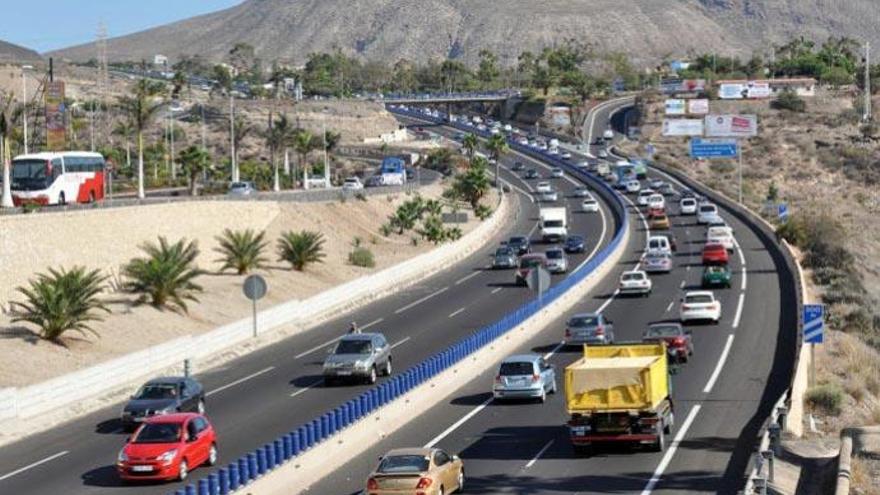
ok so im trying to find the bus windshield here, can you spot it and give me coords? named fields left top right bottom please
left=11, top=160, right=50, bottom=190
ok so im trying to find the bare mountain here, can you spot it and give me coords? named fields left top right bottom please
left=50, top=0, right=880, bottom=66
left=0, top=40, right=41, bottom=63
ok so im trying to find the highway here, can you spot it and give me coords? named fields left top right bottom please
left=307, top=103, right=797, bottom=494
left=0, top=118, right=621, bottom=494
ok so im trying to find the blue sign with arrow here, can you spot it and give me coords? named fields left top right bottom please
left=803, top=304, right=824, bottom=344
left=778, top=203, right=789, bottom=221
left=690, top=138, right=739, bottom=159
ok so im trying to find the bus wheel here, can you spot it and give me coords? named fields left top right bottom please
left=58, top=192, right=66, bottom=205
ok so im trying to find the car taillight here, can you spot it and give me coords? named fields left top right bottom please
left=367, top=478, right=379, bottom=490
left=416, top=477, right=433, bottom=489
left=595, top=326, right=604, bottom=335
left=495, top=375, right=502, bottom=383
left=565, top=328, right=571, bottom=338
left=532, top=374, right=541, bottom=383
left=673, top=337, right=685, bottom=346
left=681, top=304, right=691, bottom=311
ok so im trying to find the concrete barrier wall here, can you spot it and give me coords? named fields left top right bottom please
left=0, top=193, right=511, bottom=425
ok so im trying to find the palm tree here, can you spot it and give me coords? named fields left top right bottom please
left=277, top=230, right=325, bottom=271
left=112, top=120, right=135, bottom=173
left=486, top=133, right=509, bottom=190
left=123, top=237, right=204, bottom=313
left=178, top=146, right=212, bottom=196
left=453, top=157, right=491, bottom=209
left=0, top=97, right=13, bottom=208
left=461, top=133, right=478, bottom=159
left=264, top=113, right=297, bottom=192
left=10, top=267, right=109, bottom=345
left=117, top=78, right=165, bottom=198
left=214, top=229, right=269, bottom=275
left=293, top=129, right=315, bottom=184
left=232, top=116, right=254, bottom=181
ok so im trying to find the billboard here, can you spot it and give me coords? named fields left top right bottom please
left=687, top=99, right=710, bottom=115
left=705, top=114, right=758, bottom=137
left=664, top=99, right=686, bottom=115
left=719, top=83, right=746, bottom=99
left=45, top=81, right=66, bottom=151
left=660, top=78, right=706, bottom=95
left=662, top=119, right=704, bottom=137
left=746, top=81, right=772, bottom=99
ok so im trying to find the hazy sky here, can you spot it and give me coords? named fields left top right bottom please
left=4, top=1, right=243, bottom=52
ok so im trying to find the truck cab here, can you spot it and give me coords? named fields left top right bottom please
left=539, top=207, right=569, bottom=243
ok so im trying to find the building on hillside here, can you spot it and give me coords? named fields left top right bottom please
left=153, top=54, right=168, bottom=68
left=715, top=78, right=817, bottom=99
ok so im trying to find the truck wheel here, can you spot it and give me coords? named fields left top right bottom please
left=653, top=426, right=666, bottom=452
left=664, top=412, right=674, bottom=434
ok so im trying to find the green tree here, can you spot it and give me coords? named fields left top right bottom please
left=424, top=148, right=456, bottom=176
left=228, top=43, right=256, bottom=78
left=277, top=230, right=326, bottom=271
left=477, top=49, right=500, bottom=88
left=214, top=229, right=269, bottom=275
left=171, top=71, right=187, bottom=99
left=117, top=76, right=165, bottom=199
left=11, top=267, right=109, bottom=345
left=461, top=133, right=479, bottom=158
left=452, top=157, right=491, bottom=209
left=264, top=113, right=297, bottom=191
left=293, top=129, right=316, bottom=180
left=112, top=119, right=135, bottom=172
left=212, top=65, right=233, bottom=94
left=486, top=133, right=508, bottom=187
left=178, top=145, right=212, bottom=196
left=123, top=237, right=205, bottom=313
left=772, top=89, right=807, bottom=112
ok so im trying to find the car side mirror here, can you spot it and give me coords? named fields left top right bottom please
left=188, top=433, right=198, bottom=443
left=452, top=455, right=461, bottom=462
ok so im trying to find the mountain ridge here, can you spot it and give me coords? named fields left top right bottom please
left=0, top=40, right=42, bottom=63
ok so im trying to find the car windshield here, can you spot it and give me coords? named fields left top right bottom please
left=568, top=315, right=598, bottom=327
left=495, top=247, right=513, bottom=256
left=11, top=160, right=50, bottom=190
left=230, top=182, right=249, bottom=190
left=133, top=384, right=178, bottom=400
left=509, top=237, right=527, bottom=245
left=622, top=272, right=644, bottom=281
left=544, top=220, right=563, bottom=227
left=133, top=423, right=182, bottom=444
left=700, top=205, right=716, bottom=213
left=500, top=361, right=535, bottom=376
left=583, top=199, right=596, bottom=204
left=646, top=325, right=681, bottom=338
left=546, top=250, right=563, bottom=260
left=567, top=236, right=584, bottom=244
left=648, top=239, right=666, bottom=249
left=707, top=266, right=728, bottom=274
left=686, top=295, right=714, bottom=304
left=377, top=455, right=430, bottom=474
left=706, top=244, right=725, bottom=251
left=335, top=339, right=372, bottom=354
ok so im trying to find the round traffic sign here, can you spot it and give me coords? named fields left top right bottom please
left=243, top=274, right=268, bottom=301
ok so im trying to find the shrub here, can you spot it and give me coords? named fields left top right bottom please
left=445, top=226, right=464, bottom=241
left=348, top=247, right=376, bottom=268
left=380, top=223, right=393, bottom=237
left=772, top=89, right=807, bottom=112
left=474, top=204, right=493, bottom=221
left=123, top=237, right=205, bottom=313
left=806, top=384, right=844, bottom=416
left=418, top=215, right=447, bottom=244
left=214, top=229, right=269, bottom=275
left=11, top=267, right=110, bottom=344
left=277, top=230, right=326, bottom=271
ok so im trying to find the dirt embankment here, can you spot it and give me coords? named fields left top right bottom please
left=0, top=184, right=483, bottom=387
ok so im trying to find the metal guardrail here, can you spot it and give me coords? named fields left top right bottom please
left=166, top=107, right=630, bottom=495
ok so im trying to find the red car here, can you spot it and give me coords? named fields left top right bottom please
left=702, top=242, right=730, bottom=266
left=117, top=413, right=217, bottom=482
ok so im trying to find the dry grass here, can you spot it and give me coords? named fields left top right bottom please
left=851, top=456, right=880, bottom=495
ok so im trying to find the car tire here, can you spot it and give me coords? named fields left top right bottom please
left=58, top=192, right=66, bottom=205
left=177, top=459, right=189, bottom=481
left=550, top=379, right=558, bottom=394
left=539, top=388, right=547, bottom=404
left=384, top=358, right=393, bottom=377
left=367, top=366, right=378, bottom=385
left=457, top=470, right=465, bottom=492
left=207, top=443, right=218, bottom=466
left=664, top=413, right=675, bottom=435
left=196, top=399, right=206, bottom=415
left=653, top=427, right=666, bottom=452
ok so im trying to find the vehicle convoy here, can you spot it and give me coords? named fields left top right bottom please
left=322, top=333, right=393, bottom=385
left=565, top=344, right=674, bottom=453
left=11, top=151, right=106, bottom=206
left=539, top=207, right=569, bottom=243
left=366, top=448, right=464, bottom=494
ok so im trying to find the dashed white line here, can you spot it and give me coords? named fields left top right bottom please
left=455, top=271, right=483, bottom=286
left=294, top=318, right=384, bottom=359
left=391, top=337, right=411, bottom=349
left=289, top=377, right=324, bottom=398
left=741, top=267, right=747, bottom=291
left=665, top=300, right=675, bottom=313
left=448, top=307, right=467, bottom=318
left=703, top=334, right=735, bottom=394
left=395, top=287, right=449, bottom=314
left=640, top=405, right=702, bottom=495
left=206, top=366, right=275, bottom=397
left=524, top=440, right=554, bottom=469
left=732, top=293, right=745, bottom=329
left=424, top=397, right=494, bottom=448
left=543, top=341, right=566, bottom=360
left=0, top=451, right=70, bottom=482
left=679, top=280, right=686, bottom=288
left=491, top=287, right=503, bottom=294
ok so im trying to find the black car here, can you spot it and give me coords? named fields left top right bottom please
left=564, top=235, right=586, bottom=254
left=524, top=169, right=539, bottom=179
left=121, top=377, right=206, bottom=431
left=507, top=235, right=531, bottom=255
left=511, top=162, right=526, bottom=172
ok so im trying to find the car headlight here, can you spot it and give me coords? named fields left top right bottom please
left=155, top=407, right=174, bottom=415
left=156, top=449, right=178, bottom=464
left=117, top=449, right=129, bottom=463
left=355, top=360, right=370, bottom=369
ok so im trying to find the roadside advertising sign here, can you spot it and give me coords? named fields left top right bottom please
left=660, top=78, right=706, bottom=95
left=662, top=119, right=704, bottom=137
left=687, top=99, right=710, bottom=115
left=665, top=99, right=686, bottom=115
left=705, top=114, right=758, bottom=138
left=45, top=81, right=66, bottom=151
left=719, top=83, right=746, bottom=99
left=747, top=82, right=772, bottom=99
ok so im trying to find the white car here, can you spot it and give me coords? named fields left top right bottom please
left=680, top=198, right=698, bottom=215
left=539, top=190, right=559, bottom=202
left=637, top=189, right=656, bottom=206
left=342, top=177, right=364, bottom=191
left=697, top=204, right=719, bottom=224
left=581, top=198, right=600, bottom=212
left=597, top=149, right=609, bottom=159
left=603, top=129, right=615, bottom=140
left=573, top=187, right=591, bottom=198
left=646, top=235, right=672, bottom=256
left=647, top=194, right=665, bottom=210
left=551, top=168, right=564, bottom=178
left=648, top=179, right=665, bottom=190
left=707, top=226, right=735, bottom=251
left=619, top=270, right=652, bottom=296
left=625, top=180, right=642, bottom=193
left=576, top=161, right=590, bottom=170
left=545, top=248, right=569, bottom=274
left=680, top=291, right=722, bottom=324
left=517, top=137, right=529, bottom=145
left=536, top=182, right=553, bottom=193
left=503, top=124, right=513, bottom=132
left=561, top=152, right=572, bottom=160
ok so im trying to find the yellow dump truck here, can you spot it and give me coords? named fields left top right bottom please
left=564, top=343, right=673, bottom=453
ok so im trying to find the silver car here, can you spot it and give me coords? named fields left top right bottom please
left=565, top=313, right=615, bottom=346
left=643, top=252, right=673, bottom=273
left=492, top=246, right=517, bottom=269
left=493, top=354, right=557, bottom=402
left=227, top=181, right=257, bottom=196
left=545, top=248, right=568, bottom=274
left=322, top=333, right=392, bottom=385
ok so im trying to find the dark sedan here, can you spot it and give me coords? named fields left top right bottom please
left=121, top=377, right=205, bottom=431
left=524, top=169, right=539, bottom=179
left=507, top=235, right=531, bottom=255
left=642, top=323, right=694, bottom=364
left=564, top=235, right=586, bottom=254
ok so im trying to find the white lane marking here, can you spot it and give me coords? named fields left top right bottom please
left=665, top=300, right=675, bottom=313
left=524, top=440, right=554, bottom=470
left=543, top=341, right=566, bottom=360
left=679, top=280, right=686, bottom=288
left=640, top=404, right=702, bottom=495
left=574, top=188, right=610, bottom=272
left=597, top=289, right=621, bottom=314
left=289, top=377, right=324, bottom=398
left=455, top=270, right=483, bottom=286
left=491, top=287, right=503, bottom=294
left=206, top=366, right=275, bottom=397
left=0, top=451, right=70, bottom=482
left=395, top=287, right=449, bottom=314
left=424, top=397, right=494, bottom=448
left=736, top=240, right=746, bottom=265
left=293, top=318, right=384, bottom=359
left=703, top=334, right=735, bottom=394
left=732, top=293, right=745, bottom=329
left=741, top=267, right=748, bottom=291
left=448, top=307, right=466, bottom=318
left=686, top=265, right=691, bottom=272
left=391, top=337, right=411, bottom=349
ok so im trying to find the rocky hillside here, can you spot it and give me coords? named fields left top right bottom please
left=50, top=0, right=879, bottom=66
left=0, top=40, right=41, bottom=63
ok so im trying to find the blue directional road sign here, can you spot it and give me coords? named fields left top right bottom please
left=778, top=203, right=789, bottom=221
left=645, top=144, right=656, bottom=156
left=690, top=138, right=739, bottom=159
left=803, top=304, right=824, bottom=344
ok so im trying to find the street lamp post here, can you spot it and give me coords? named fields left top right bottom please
left=21, top=65, right=32, bottom=154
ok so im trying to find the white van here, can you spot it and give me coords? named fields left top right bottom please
left=646, top=235, right=672, bottom=256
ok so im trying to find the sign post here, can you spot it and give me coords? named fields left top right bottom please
left=526, top=266, right=552, bottom=307
left=243, top=275, right=268, bottom=338
left=803, top=304, right=825, bottom=386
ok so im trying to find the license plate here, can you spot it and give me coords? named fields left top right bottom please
left=337, top=371, right=353, bottom=376
left=131, top=465, right=154, bottom=472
